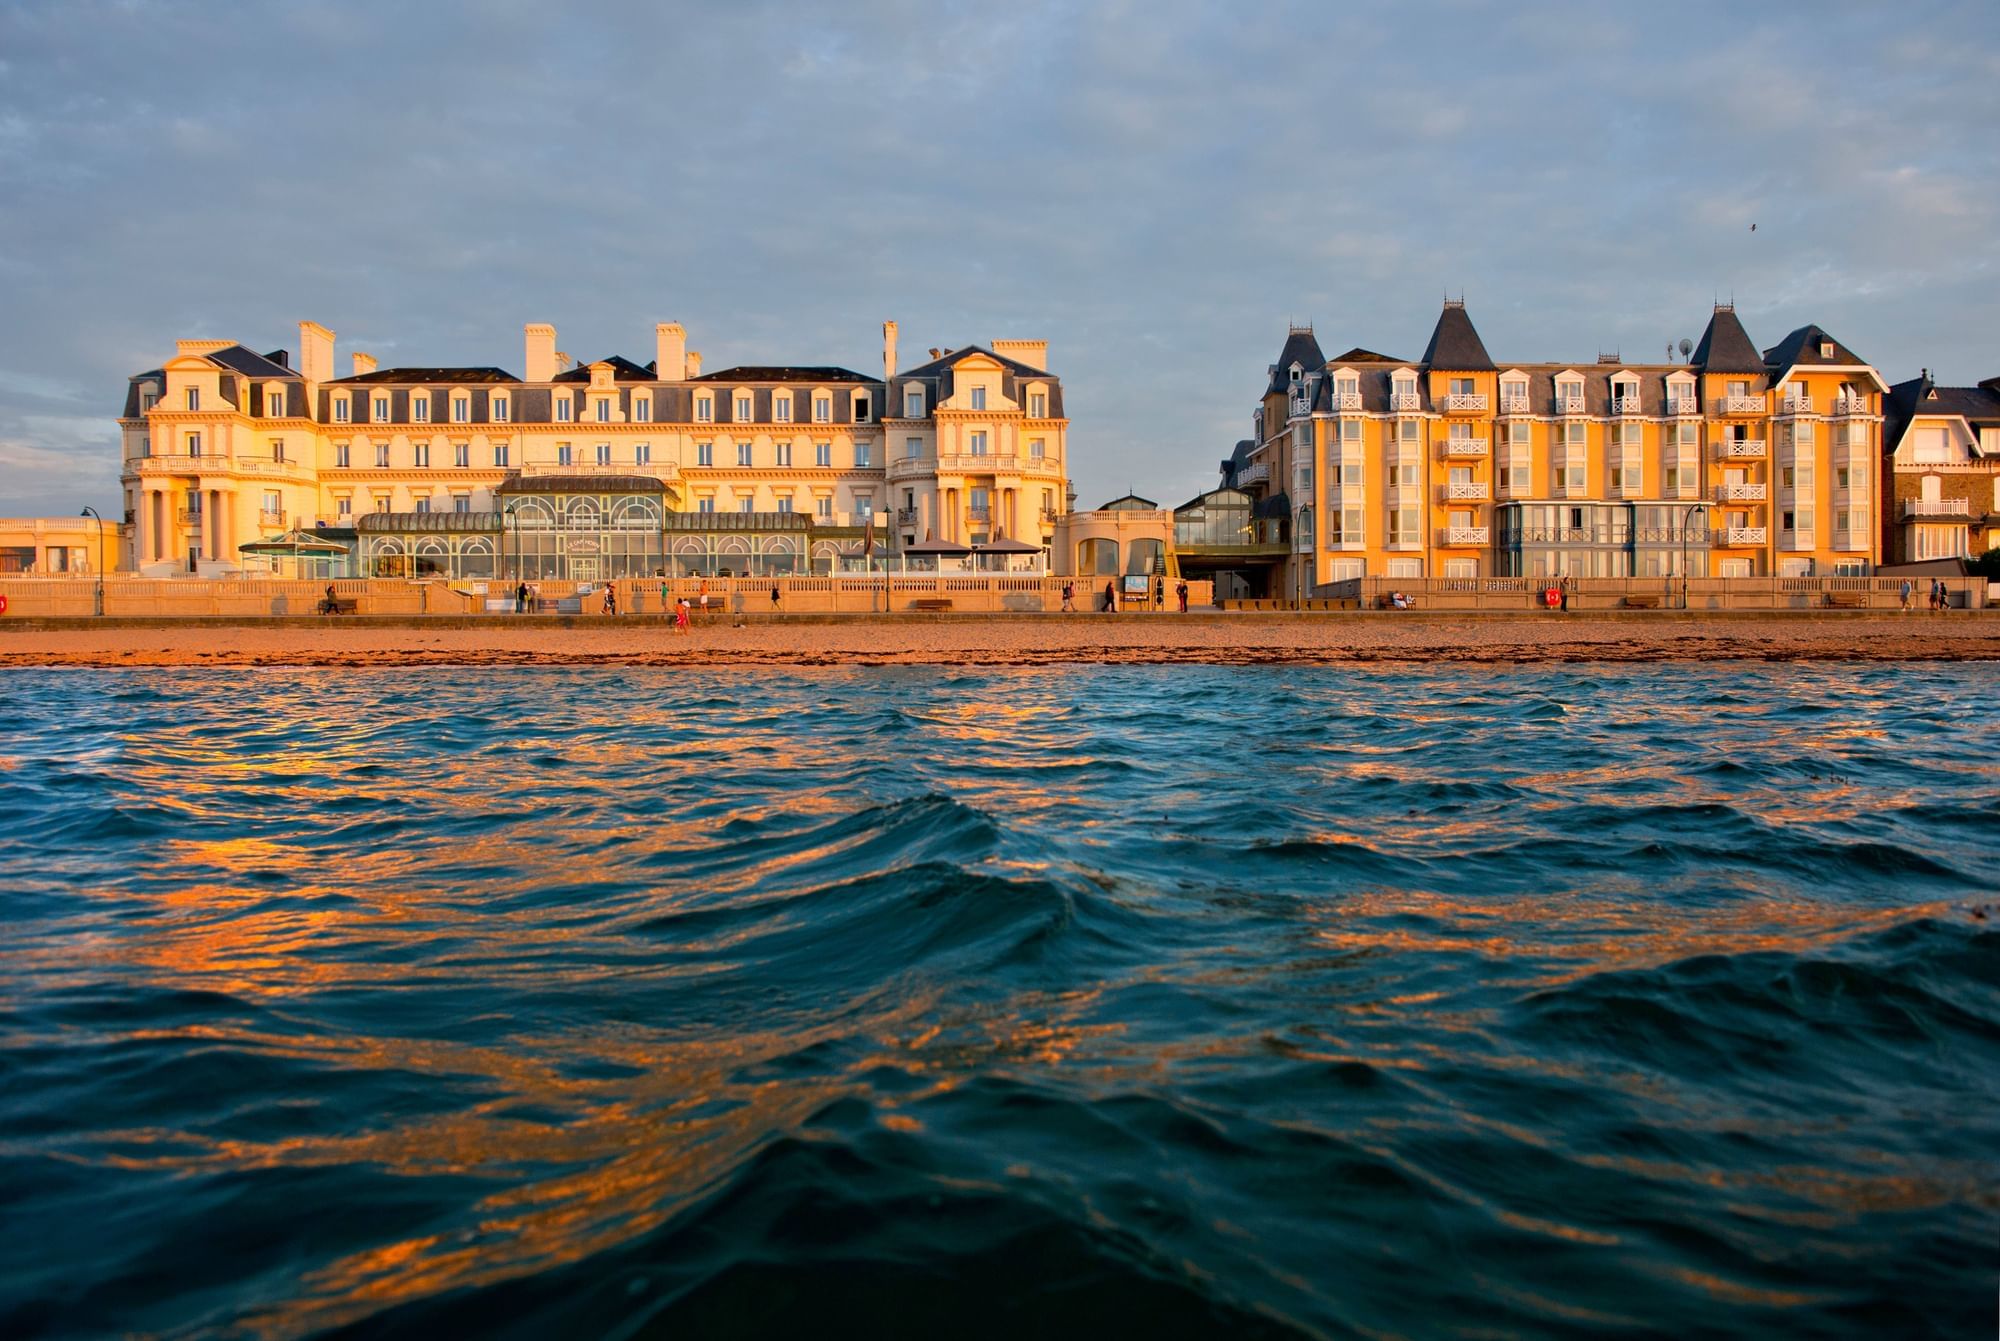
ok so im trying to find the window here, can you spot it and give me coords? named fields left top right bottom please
left=1835, top=466, right=1850, bottom=490
left=1394, top=461, right=1418, bottom=488
left=774, top=395, right=792, bottom=422
left=970, top=431, right=988, bottom=456
left=815, top=442, right=831, bottom=467
left=492, top=396, right=510, bottom=422
left=141, top=390, right=159, bottom=411
left=375, top=494, right=391, bottom=514
left=857, top=497, right=874, bottom=520
left=414, top=496, right=431, bottom=514
left=454, top=443, right=470, bottom=468
left=333, top=397, right=350, bottom=423
left=596, top=443, right=611, bottom=466
left=855, top=441, right=872, bottom=468
left=633, top=397, right=651, bottom=423
left=777, top=496, right=793, bottom=514
left=185, top=387, right=200, bottom=411
left=452, top=494, right=470, bottom=514
left=374, top=396, right=390, bottom=420
left=854, top=392, right=871, bottom=422
left=137, top=433, right=150, bottom=456
left=335, top=443, right=350, bottom=468
left=493, top=443, right=509, bottom=468
left=412, top=396, right=429, bottom=423
left=905, top=389, right=924, bottom=417
left=1298, top=420, right=1314, bottom=448
left=413, top=442, right=430, bottom=468
left=262, top=490, right=281, bottom=515
left=636, top=443, right=650, bottom=465
left=557, top=443, right=573, bottom=466
left=1341, top=458, right=1363, bottom=486
left=1390, top=506, right=1420, bottom=544
left=739, top=496, right=755, bottom=514
left=695, top=396, right=713, bottom=423
left=1398, top=419, right=1419, bottom=445
left=1030, top=392, right=1046, bottom=418
left=905, top=437, right=921, bottom=459
left=336, top=496, right=352, bottom=517
left=1029, top=437, right=1046, bottom=459
left=736, top=396, right=752, bottom=420
left=594, top=398, right=612, bottom=423
left=187, top=431, right=203, bottom=455
left=555, top=397, right=573, bottom=423
left=269, top=438, right=286, bottom=463
left=1450, top=377, right=1474, bottom=396
left=775, top=442, right=792, bottom=467
left=816, top=496, right=832, bottom=518
left=813, top=396, right=831, bottom=422
left=971, top=386, right=987, bottom=410
left=375, top=444, right=390, bottom=468
left=736, top=441, right=753, bottom=467
left=696, top=441, right=714, bottom=466
left=452, top=397, right=469, bottom=423
left=697, top=497, right=715, bottom=514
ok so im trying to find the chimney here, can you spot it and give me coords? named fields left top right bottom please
left=524, top=323, right=557, bottom=382
left=883, top=320, right=898, bottom=381
left=298, top=321, right=335, bottom=384
left=686, top=350, right=702, bottom=378
left=351, top=352, right=377, bottom=377
left=991, top=338, right=1049, bottom=370
left=655, top=323, right=686, bottom=381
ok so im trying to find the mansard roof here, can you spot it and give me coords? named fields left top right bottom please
left=1691, top=306, right=1765, bottom=374
left=692, top=365, right=878, bottom=384
left=1418, top=303, right=1495, bottom=371
left=1265, top=328, right=1326, bottom=394
left=1884, top=374, right=2000, bottom=453
left=494, top=473, right=667, bottom=495
left=329, top=366, right=521, bottom=385
left=1325, top=347, right=1405, bottom=365
left=897, top=345, right=1051, bottom=379
left=1762, top=324, right=1871, bottom=376
left=202, top=345, right=299, bottom=379
left=553, top=355, right=657, bottom=383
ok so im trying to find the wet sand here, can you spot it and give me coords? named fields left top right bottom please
left=1, top=613, right=1994, bottom=668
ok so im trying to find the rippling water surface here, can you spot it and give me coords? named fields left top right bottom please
left=1, top=665, right=1996, bottom=1339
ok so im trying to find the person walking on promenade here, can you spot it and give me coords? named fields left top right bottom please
left=1176, top=580, right=1189, bottom=614
left=1103, top=579, right=1117, bottom=614
left=515, top=580, right=530, bottom=614
left=1558, top=573, right=1571, bottom=613
left=675, top=596, right=691, bottom=634
left=770, top=582, right=782, bottom=612
left=602, top=583, right=618, bottom=616
left=698, top=578, right=710, bottom=618
left=1899, top=578, right=1913, bottom=612
left=1061, top=580, right=1075, bottom=612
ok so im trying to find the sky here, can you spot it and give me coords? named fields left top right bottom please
left=1, top=0, right=1996, bottom=518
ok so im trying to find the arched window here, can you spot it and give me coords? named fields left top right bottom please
left=565, top=497, right=603, bottom=528
left=1125, top=537, right=1164, bottom=575
left=510, top=497, right=555, bottom=528
left=1079, top=538, right=1119, bottom=575
left=611, top=497, right=660, bottom=530
left=458, top=536, right=496, bottom=578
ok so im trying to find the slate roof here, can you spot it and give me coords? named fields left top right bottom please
left=329, top=366, right=521, bottom=385
left=207, top=344, right=299, bottom=379
left=553, top=355, right=657, bottom=383
left=1691, top=306, right=1765, bottom=374
left=1883, top=375, right=2000, bottom=455
left=1266, top=328, right=1326, bottom=395
left=690, top=364, right=879, bottom=384
left=896, top=345, right=1050, bottom=379
left=1762, top=324, right=1870, bottom=376
left=1418, top=304, right=1495, bottom=371
left=355, top=512, right=501, bottom=534
left=494, top=474, right=667, bottom=494
left=1325, top=347, right=1404, bottom=364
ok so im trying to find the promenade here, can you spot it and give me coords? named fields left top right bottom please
left=2, top=611, right=1992, bottom=668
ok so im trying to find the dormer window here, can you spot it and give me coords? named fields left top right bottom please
left=554, top=396, right=573, bottom=423
left=773, top=394, right=792, bottom=422
left=854, top=391, right=871, bottom=422
left=971, top=386, right=987, bottom=410
left=185, top=387, right=200, bottom=411
left=813, top=395, right=831, bottom=422
left=905, top=388, right=924, bottom=417
left=695, top=395, right=713, bottom=422
left=594, top=397, right=612, bottom=423
left=373, top=396, right=389, bottom=420
left=633, top=396, right=651, bottom=423
left=735, top=396, right=752, bottom=420
left=1028, top=390, right=1045, bottom=417
left=266, top=384, right=287, bottom=417
left=492, top=395, right=510, bottom=422
left=1819, top=341, right=1834, bottom=358
left=412, top=395, right=430, bottom=423
left=333, top=396, right=350, bottom=423
left=452, top=396, right=469, bottom=423
left=1289, top=363, right=1303, bottom=384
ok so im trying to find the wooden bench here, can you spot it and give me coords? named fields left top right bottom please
left=318, top=597, right=359, bottom=615
left=911, top=598, right=954, bottom=612
left=1826, top=592, right=1868, bottom=609
left=1622, top=594, right=1662, bottom=609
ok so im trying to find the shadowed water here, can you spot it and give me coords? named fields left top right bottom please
left=0, top=664, right=1995, bottom=1340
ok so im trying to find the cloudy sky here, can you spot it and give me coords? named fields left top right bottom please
left=1, top=0, right=1995, bottom=517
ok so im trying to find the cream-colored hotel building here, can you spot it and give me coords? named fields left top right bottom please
left=118, top=321, right=1069, bottom=579
left=1237, top=302, right=1890, bottom=595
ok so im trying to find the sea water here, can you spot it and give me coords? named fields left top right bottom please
left=0, top=665, right=1995, bottom=1339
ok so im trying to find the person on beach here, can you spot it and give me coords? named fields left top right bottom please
left=1899, top=578, right=1913, bottom=612
left=516, top=581, right=530, bottom=614
left=1558, top=574, right=1571, bottom=613
left=1061, top=580, right=1075, bottom=612
left=698, top=579, right=710, bottom=617
left=675, top=596, right=691, bottom=634
left=1176, top=580, right=1189, bottom=614
left=1103, top=579, right=1117, bottom=614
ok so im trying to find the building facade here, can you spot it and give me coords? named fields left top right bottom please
left=118, top=321, right=1068, bottom=577
left=1238, top=303, right=1886, bottom=595
left=1880, top=373, right=2000, bottom=565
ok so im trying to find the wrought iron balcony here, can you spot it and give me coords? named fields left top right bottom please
left=896, top=507, right=918, bottom=526
left=1236, top=461, right=1271, bottom=487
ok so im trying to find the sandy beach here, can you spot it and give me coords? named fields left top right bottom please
left=1, top=612, right=1994, bottom=668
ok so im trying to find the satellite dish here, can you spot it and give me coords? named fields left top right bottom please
left=1678, top=338, right=1694, bottom=359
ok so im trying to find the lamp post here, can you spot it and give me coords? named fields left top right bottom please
left=1680, top=502, right=1708, bottom=611
left=78, top=506, right=104, bottom=616
left=505, top=502, right=519, bottom=585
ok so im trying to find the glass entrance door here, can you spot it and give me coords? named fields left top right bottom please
left=570, top=557, right=599, bottom=583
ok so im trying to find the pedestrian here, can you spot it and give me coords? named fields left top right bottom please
left=1899, top=578, right=1912, bottom=613
left=1061, top=580, right=1075, bottom=612
left=1102, top=579, right=1117, bottom=614
left=602, top=582, right=617, bottom=616
left=1176, top=580, right=1189, bottom=614
left=659, top=576, right=669, bottom=613
left=1153, top=575, right=1165, bottom=611
left=515, top=580, right=529, bottom=614
left=770, top=581, right=782, bottom=611
left=698, top=578, right=710, bottom=618
left=1558, top=573, right=1571, bottom=613
left=1933, top=578, right=1948, bottom=613
left=675, top=596, right=691, bottom=634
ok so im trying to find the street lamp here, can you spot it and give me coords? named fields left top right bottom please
left=505, top=502, right=519, bottom=585
left=78, top=506, right=104, bottom=616
left=1680, top=502, right=1708, bottom=610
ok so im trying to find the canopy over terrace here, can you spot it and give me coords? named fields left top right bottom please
left=495, top=474, right=668, bottom=582
left=900, top=535, right=975, bottom=573
left=973, top=533, right=1047, bottom=573
left=356, top=512, right=501, bottom=580
left=237, top=528, right=353, bottom=579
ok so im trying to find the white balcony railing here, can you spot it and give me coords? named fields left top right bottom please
left=1444, top=392, right=1489, bottom=412
left=1390, top=392, right=1424, bottom=412
left=1334, top=392, right=1363, bottom=411
left=258, top=509, right=283, bottom=527
left=1722, top=394, right=1766, bottom=414
left=1779, top=394, right=1813, bottom=415
left=1439, top=481, right=1489, bottom=501
left=1441, top=526, right=1490, bottom=545
left=1723, top=527, right=1767, bottom=545
left=1438, top=437, right=1489, bottom=457
left=1236, top=461, right=1270, bottom=487
left=1721, top=439, right=1767, bottom=458
left=1612, top=397, right=1644, bottom=416
left=1902, top=498, right=1970, bottom=518
left=1499, top=394, right=1531, bottom=415
left=1557, top=396, right=1587, bottom=416
left=1669, top=397, right=1700, bottom=417
left=1715, top=483, right=1767, bottom=502
left=1834, top=394, right=1869, bottom=416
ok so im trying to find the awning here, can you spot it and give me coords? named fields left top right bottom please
left=975, top=536, right=1044, bottom=554
left=238, top=529, right=351, bottom=555
left=902, top=538, right=974, bottom=555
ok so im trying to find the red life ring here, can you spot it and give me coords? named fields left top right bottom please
left=1543, top=586, right=1560, bottom=608
left=0, top=593, right=9, bottom=614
